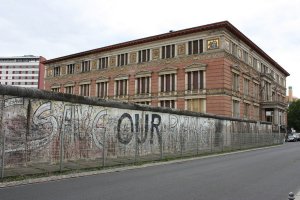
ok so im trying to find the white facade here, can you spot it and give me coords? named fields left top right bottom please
left=0, top=55, right=40, bottom=88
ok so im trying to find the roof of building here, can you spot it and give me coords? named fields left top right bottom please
left=43, top=21, right=289, bottom=76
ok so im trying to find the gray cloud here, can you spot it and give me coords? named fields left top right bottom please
left=0, top=0, right=299, bottom=97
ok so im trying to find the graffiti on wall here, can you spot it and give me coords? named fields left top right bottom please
left=0, top=96, right=272, bottom=165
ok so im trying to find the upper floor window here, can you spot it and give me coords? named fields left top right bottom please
left=80, top=83, right=90, bottom=96
left=136, top=76, right=151, bottom=95
left=253, top=57, right=258, bottom=69
left=187, top=70, right=204, bottom=91
left=276, top=74, right=279, bottom=83
left=253, top=82, right=259, bottom=99
left=96, top=81, right=108, bottom=98
left=243, top=50, right=248, bottom=63
left=160, top=73, right=176, bottom=92
left=98, top=57, right=108, bottom=69
left=162, top=44, right=175, bottom=59
left=261, top=64, right=268, bottom=74
left=81, top=61, right=91, bottom=72
left=232, top=43, right=238, bottom=57
left=53, top=66, right=60, bottom=77
left=115, top=79, right=128, bottom=96
left=232, top=73, right=239, bottom=91
left=117, top=53, right=128, bottom=66
left=243, top=78, right=249, bottom=96
left=138, top=49, right=150, bottom=63
left=67, top=64, right=75, bottom=74
left=188, top=39, right=203, bottom=55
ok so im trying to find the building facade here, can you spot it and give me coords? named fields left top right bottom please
left=0, top=55, right=46, bottom=89
left=43, top=21, right=289, bottom=131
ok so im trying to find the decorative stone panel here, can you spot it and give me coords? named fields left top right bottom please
left=152, top=48, right=160, bottom=59
left=130, top=52, right=137, bottom=64
left=110, top=56, right=116, bottom=67
left=75, top=63, right=81, bottom=73
left=47, top=68, right=53, bottom=77
left=92, top=60, right=97, bottom=70
left=177, top=43, right=186, bottom=55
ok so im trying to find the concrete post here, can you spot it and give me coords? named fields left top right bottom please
left=1, top=96, right=5, bottom=179
left=288, top=192, right=295, bottom=200
left=102, top=131, right=106, bottom=168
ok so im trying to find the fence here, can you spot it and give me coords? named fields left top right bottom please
left=0, top=85, right=282, bottom=179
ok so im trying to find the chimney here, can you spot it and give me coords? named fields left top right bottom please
left=288, top=86, right=293, bottom=101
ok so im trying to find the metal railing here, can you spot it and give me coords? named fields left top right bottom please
left=0, top=127, right=284, bottom=179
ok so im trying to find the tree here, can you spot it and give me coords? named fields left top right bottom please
left=288, top=99, right=300, bottom=132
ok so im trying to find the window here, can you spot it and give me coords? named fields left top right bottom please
left=98, top=57, right=108, bottom=69
left=253, top=82, right=259, bottom=99
left=188, top=39, right=203, bottom=55
left=232, top=73, right=239, bottom=91
left=67, top=64, right=75, bottom=74
left=263, top=81, right=271, bottom=101
left=243, top=78, right=249, bottom=96
left=160, top=100, right=175, bottom=108
left=51, top=87, right=60, bottom=92
left=96, top=81, right=108, bottom=98
left=232, top=43, right=238, bottom=57
left=160, top=73, right=176, bottom=92
left=187, top=70, right=204, bottom=91
left=243, top=50, right=248, bottom=63
left=261, top=64, right=268, bottom=74
left=65, top=86, right=74, bottom=94
left=276, top=74, right=279, bottom=83
left=81, top=61, right=91, bottom=72
left=117, top=53, right=128, bottom=66
left=253, top=57, right=258, bottom=70
left=280, top=77, right=284, bottom=86
left=115, top=79, right=128, bottom=96
left=233, top=100, right=240, bottom=118
left=53, top=66, right=60, bottom=77
left=138, top=49, right=150, bottom=63
left=244, top=103, right=250, bottom=119
left=136, top=76, right=150, bottom=95
left=80, top=84, right=90, bottom=96
left=186, top=98, right=206, bottom=113
left=136, top=101, right=150, bottom=105
left=162, top=44, right=175, bottom=59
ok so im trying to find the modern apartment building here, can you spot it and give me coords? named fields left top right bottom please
left=0, top=55, right=46, bottom=89
left=43, top=21, right=289, bottom=131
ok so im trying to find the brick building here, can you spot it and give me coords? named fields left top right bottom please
left=0, top=55, right=46, bottom=89
left=43, top=21, right=289, bottom=131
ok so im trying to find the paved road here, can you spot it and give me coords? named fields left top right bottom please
left=1, top=143, right=300, bottom=200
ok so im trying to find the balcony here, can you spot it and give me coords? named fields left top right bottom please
left=260, top=100, right=288, bottom=109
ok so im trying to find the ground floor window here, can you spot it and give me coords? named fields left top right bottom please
left=51, top=87, right=60, bottom=92
left=186, top=98, right=206, bottom=113
left=160, top=100, right=175, bottom=108
left=233, top=100, right=240, bottom=118
left=65, top=86, right=74, bottom=94
left=80, top=84, right=90, bottom=96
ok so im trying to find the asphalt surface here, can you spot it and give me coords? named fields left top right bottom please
left=1, top=143, right=300, bottom=200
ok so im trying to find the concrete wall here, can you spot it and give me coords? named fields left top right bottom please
left=0, top=85, right=273, bottom=168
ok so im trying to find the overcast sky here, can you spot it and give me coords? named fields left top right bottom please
left=1, top=0, right=299, bottom=97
